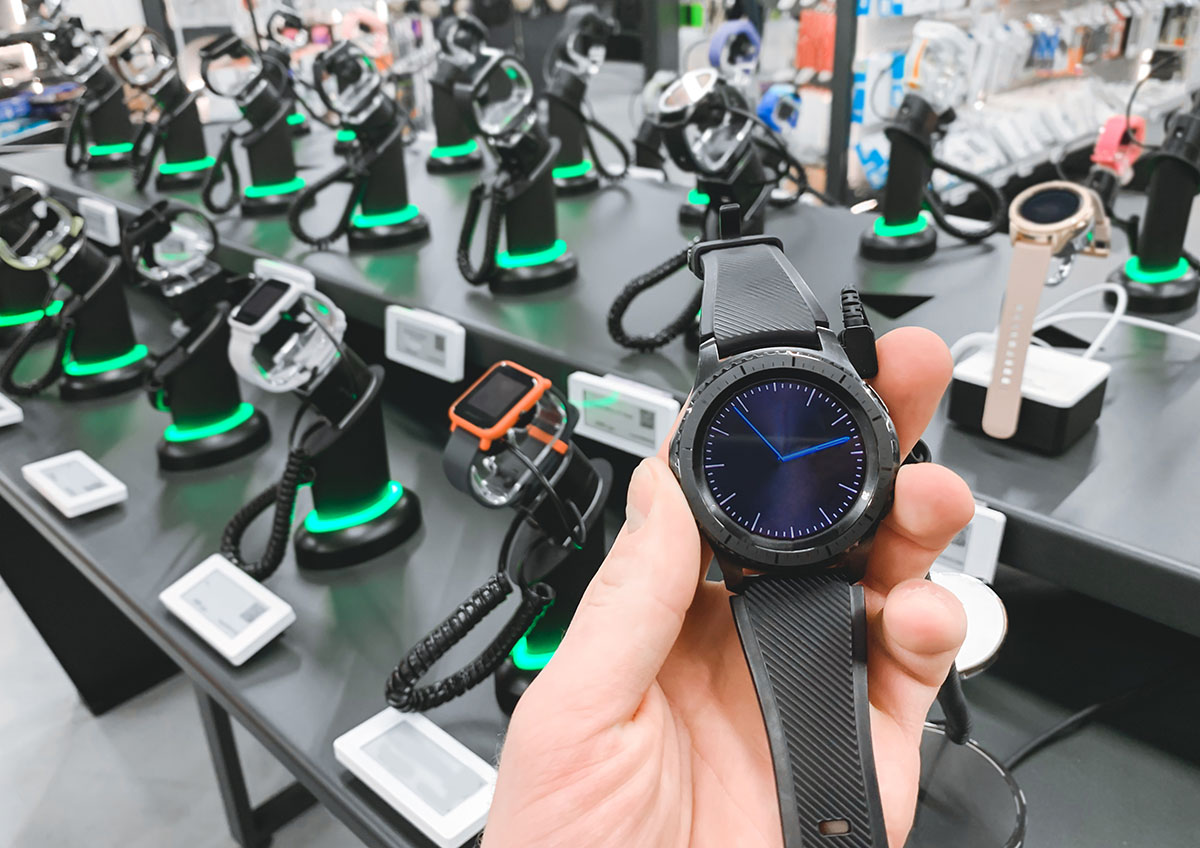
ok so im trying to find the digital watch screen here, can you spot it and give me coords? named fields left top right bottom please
left=454, top=364, right=538, bottom=429
left=233, top=278, right=290, bottom=326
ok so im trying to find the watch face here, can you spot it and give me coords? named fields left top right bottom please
left=701, top=378, right=866, bottom=540
left=1017, top=187, right=1081, bottom=225
left=454, top=363, right=538, bottom=429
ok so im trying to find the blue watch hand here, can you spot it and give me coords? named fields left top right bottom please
left=732, top=406, right=782, bottom=460
left=779, top=436, right=851, bottom=462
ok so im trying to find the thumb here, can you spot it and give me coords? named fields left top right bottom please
left=533, top=456, right=703, bottom=726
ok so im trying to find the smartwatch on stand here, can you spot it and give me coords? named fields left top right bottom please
left=670, top=206, right=902, bottom=846
left=982, top=181, right=1110, bottom=440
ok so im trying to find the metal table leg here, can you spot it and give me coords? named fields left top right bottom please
left=195, top=688, right=319, bottom=848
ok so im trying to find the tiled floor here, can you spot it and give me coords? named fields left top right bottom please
left=0, top=577, right=363, bottom=848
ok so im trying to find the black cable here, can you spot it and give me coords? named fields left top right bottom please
left=1003, top=664, right=1188, bottom=771
left=63, top=98, right=86, bottom=170
left=728, top=105, right=838, bottom=207
left=0, top=304, right=71, bottom=397
left=200, top=129, right=240, bottom=214
left=1124, top=54, right=1177, bottom=151
left=923, top=155, right=1006, bottom=243
left=288, top=122, right=405, bottom=249
left=385, top=512, right=556, bottom=711
left=506, top=443, right=586, bottom=549
left=219, top=406, right=320, bottom=580
left=607, top=240, right=699, bottom=351
left=544, top=89, right=631, bottom=182
left=457, top=179, right=507, bottom=285
left=131, top=119, right=165, bottom=191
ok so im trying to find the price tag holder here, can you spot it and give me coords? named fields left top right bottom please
left=931, top=502, right=1006, bottom=584
left=10, top=175, right=48, bottom=215
left=21, top=449, right=127, bottom=517
left=77, top=197, right=121, bottom=247
left=160, top=553, right=295, bottom=666
left=0, top=392, right=22, bottom=427
left=334, top=709, right=496, bottom=848
left=567, top=371, right=680, bottom=457
left=384, top=305, right=466, bottom=383
left=252, top=258, right=315, bottom=290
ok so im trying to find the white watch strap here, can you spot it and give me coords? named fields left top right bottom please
left=982, top=239, right=1053, bottom=440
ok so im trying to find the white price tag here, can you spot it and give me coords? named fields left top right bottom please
left=0, top=392, right=22, bottom=427
left=10, top=175, right=48, bottom=216
left=78, top=197, right=121, bottom=247
left=931, top=502, right=1006, bottom=584
left=567, top=372, right=680, bottom=457
left=252, top=258, right=314, bottom=290
left=21, top=450, right=127, bottom=518
left=384, top=305, right=466, bottom=383
left=160, top=554, right=295, bottom=666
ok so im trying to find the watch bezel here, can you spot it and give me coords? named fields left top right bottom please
left=673, top=348, right=899, bottom=573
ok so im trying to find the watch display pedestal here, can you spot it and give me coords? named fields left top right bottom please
left=908, top=724, right=1026, bottom=848
left=1107, top=262, right=1200, bottom=314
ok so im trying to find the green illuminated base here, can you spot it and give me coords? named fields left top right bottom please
left=347, top=205, right=430, bottom=249
left=241, top=177, right=306, bottom=217
left=1108, top=260, right=1200, bottom=314
left=60, top=348, right=150, bottom=401
left=426, top=139, right=483, bottom=174
left=293, top=485, right=421, bottom=570
left=859, top=212, right=937, bottom=262
left=552, top=159, right=600, bottom=196
left=82, top=142, right=132, bottom=170
left=0, top=299, right=63, bottom=330
left=158, top=405, right=270, bottom=471
left=156, top=156, right=215, bottom=191
left=490, top=242, right=577, bottom=295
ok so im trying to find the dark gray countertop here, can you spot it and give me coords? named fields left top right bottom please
left=2, top=131, right=1196, bottom=636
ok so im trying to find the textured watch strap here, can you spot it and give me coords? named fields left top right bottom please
left=442, top=426, right=483, bottom=496
left=982, top=239, right=1053, bottom=440
left=731, top=574, right=886, bottom=848
left=697, top=243, right=829, bottom=358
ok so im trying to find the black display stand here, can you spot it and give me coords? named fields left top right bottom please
left=70, top=73, right=136, bottom=171
left=427, top=69, right=483, bottom=174
left=150, top=303, right=270, bottom=471
left=346, top=129, right=430, bottom=250
left=0, top=263, right=53, bottom=348
left=859, top=94, right=941, bottom=262
left=151, top=82, right=212, bottom=192
left=294, top=364, right=421, bottom=570
left=56, top=251, right=149, bottom=400
left=1107, top=110, right=1200, bottom=313
left=546, top=74, right=600, bottom=196
left=239, top=113, right=302, bottom=217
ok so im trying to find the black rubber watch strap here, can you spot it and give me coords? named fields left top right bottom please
left=697, top=243, right=829, bottom=357
left=443, top=427, right=483, bottom=496
left=731, top=574, right=886, bottom=848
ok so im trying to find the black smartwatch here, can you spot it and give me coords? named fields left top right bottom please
left=669, top=210, right=898, bottom=847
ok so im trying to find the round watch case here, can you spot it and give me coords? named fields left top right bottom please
left=671, top=348, right=900, bottom=573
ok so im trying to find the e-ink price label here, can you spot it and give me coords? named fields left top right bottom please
left=385, top=305, right=466, bottom=383
left=252, top=258, right=314, bottom=290
left=78, top=197, right=121, bottom=247
left=568, top=372, right=680, bottom=457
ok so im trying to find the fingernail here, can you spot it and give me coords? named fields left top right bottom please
left=625, top=459, right=657, bottom=534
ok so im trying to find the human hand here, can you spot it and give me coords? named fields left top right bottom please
left=482, top=327, right=973, bottom=848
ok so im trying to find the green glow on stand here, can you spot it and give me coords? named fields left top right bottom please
left=688, top=188, right=710, bottom=206
left=163, top=402, right=255, bottom=443
left=0, top=299, right=62, bottom=328
left=495, top=239, right=568, bottom=270
left=510, top=634, right=558, bottom=671
left=872, top=212, right=930, bottom=239
left=350, top=205, right=420, bottom=229
left=62, top=343, right=148, bottom=377
left=1124, top=256, right=1190, bottom=284
left=430, top=139, right=478, bottom=159
left=286, top=113, right=307, bottom=126
left=158, top=156, right=216, bottom=175
left=88, top=142, right=134, bottom=157
left=244, top=177, right=306, bottom=199
left=336, top=129, right=357, bottom=143
left=552, top=160, right=593, bottom=180
left=303, top=481, right=403, bottom=534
